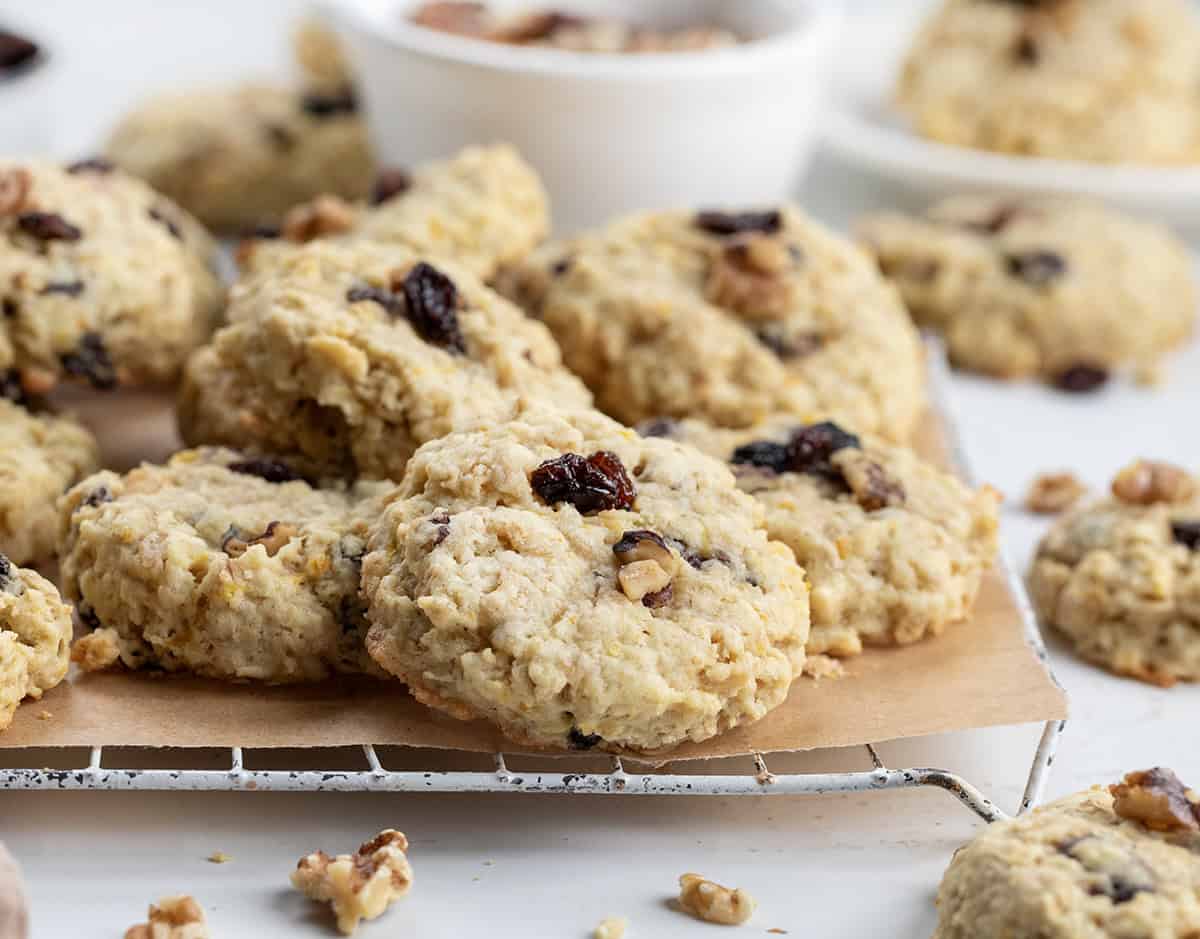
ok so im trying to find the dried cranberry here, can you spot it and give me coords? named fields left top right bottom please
left=430, top=510, right=452, bottom=546
left=1006, top=250, right=1067, bottom=286
left=1171, top=520, right=1200, bottom=550
left=228, top=458, right=303, bottom=484
left=300, top=88, right=358, bottom=117
left=788, top=422, right=861, bottom=480
left=370, top=168, right=412, bottom=206
left=0, top=369, right=27, bottom=406
left=40, top=280, right=84, bottom=297
left=61, top=332, right=117, bottom=389
left=1053, top=364, right=1108, bottom=394
left=530, top=451, right=636, bottom=514
left=66, top=157, right=113, bottom=175
left=347, top=284, right=403, bottom=315
left=148, top=207, right=182, bottom=240
left=695, top=210, right=782, bottom=237
left=17, top=212, right=81, bottom=242
left=637, top=418, right=677, bottom=438
left=642, top=584, right=673, bottom=609
left=730, top=440, right=792, bottom=474
left=401, top=262, right=466, bottom=353
left=0, top=30, right=39, bottom=74
left=567, top=726, right=602, bottom=750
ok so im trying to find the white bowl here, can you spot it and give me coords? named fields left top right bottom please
left=324, top=0, right=842, bottom=231
left=0, top=20, right=54, bottom=157
left=823, top=4, right=1200, bottom=237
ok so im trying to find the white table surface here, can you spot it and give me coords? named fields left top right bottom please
left=2, top=2, right=1199, bottom=936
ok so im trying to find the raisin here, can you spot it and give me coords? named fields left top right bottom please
left=78, top=604, right=102, bottom=631
left=264, top=123, right=295, bottom=151
left=243, top=224, right=282, bottom=240
left=731, top=440, right=792, bottom=474
left=695, top=210, right=782, bottom=237
left=82, top=486, right=112, bottom=508
left=17, top=212, right=82, bottom=242
left=963, top=204, right=1023, bottom=235
left=430, top=510, right=452, bottom=546
left=550, top=257, right=573, bottom=276
left=530, top=451, right=636, bottom=514
left=346, top=284, right=403, bottom=316
left=788, top=422, right=861, bottom=480
left=400, top=262, right=466, bottom=353
left=1171, top=520, right=1200, bottom=550
left=1005, top=250, right=1067, bottom=286
left=227, top=458, right=303, bottom=484
left=1, top=299, right=15, bottom=318
left=370, top=168, right=412, bottom=206
left=0, top=369, right=27, bottom=406
left=1093, top=878, right=1153, bottom=905
left=1054, top=364, right=1108, bottom=394
left=642, top=584, right=673, bottom=609
left=756, top=329, right=822, bottom=360
left=300, top=88, right=358, bottom=117
left=40, top=280, right=84, bottom=297
left=148, top=207, right=182, bottom=240
left=1013, top=34, right=1039, bottom=64
left=66, top=157, right=113, bottom=175
left=637, top=418, right=677, bottom=438
left=0, top=30, right=39, bottom=74
left=567, top=726, right=602, bottom=750
left=61, top=332, right=117, bottom=389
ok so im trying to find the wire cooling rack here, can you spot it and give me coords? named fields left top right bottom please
left=0, top=341, right=1066, bottom=821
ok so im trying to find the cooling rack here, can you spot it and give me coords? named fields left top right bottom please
left=0, top=342, right=1067, bottom=821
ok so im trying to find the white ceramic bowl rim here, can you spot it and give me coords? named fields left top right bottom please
left=324, top=0, right=843, bottom=81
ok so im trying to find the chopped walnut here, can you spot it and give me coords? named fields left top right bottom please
left=835, top=451, right=905, bottom=511
left=222, top=521, right=299, bottom=559
left=704, top=235, right=796, bottom=322
left=1110, top=768, right=1200, bottom=833
left=0, top=168, right=31, bottom=216
left=1111, top=460, right=1196, bottom=505
left=282, top=194, right=357, bottom=242
left=613, top=530, right=678, bottom=603
left=678, top=873, right=756, bottom=926
left=291, top=829, right=413, bottom=935
left=617, top=559, right=673, bottom=603
left=71, top=627, right=122, bottom=672
left=1024, top=472, right=1087, bottom=514
left=124, top=895, right=209, bottom=939
left=593, top=916, right=627, bottom=939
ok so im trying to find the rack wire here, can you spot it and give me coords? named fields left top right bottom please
left=0, top=341, right=1066, bottom=821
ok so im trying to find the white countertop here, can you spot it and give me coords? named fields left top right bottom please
left=2, top=2, right=1199, bottom=936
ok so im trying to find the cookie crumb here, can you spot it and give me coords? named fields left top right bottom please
left=206, top=852, right=232, bottom=864
left=291, top=829, right=412, bottom=935
left=1110, top=768, right=1200, bottom=832
left=593, top=916, right=627, bottom=939
left=677, top=873, right=756, bottom=925
left=801, top=655, right=844, bottom=681
left=1111, top=460, right=1195, bottom=505
left=71, top=627, right=122, bottom=671
left=123, top=895, right=209, bottom=939
left=281, top=194, right=356, bottom=243
left=1133, top=360, right=1165, bottom=388
left=1024, top=472, right=1087, bottom=514
left=35, top=710, right=51, bottom=721
left=767, top=930, right=788, bottom=935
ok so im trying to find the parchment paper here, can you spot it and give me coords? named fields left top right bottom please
left=1, top=389, right=1067, bottom=758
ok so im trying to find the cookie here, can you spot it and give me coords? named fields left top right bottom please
left=292, top=18, right=356, bottom=96
left=0, top=161, right=223, bottom=392
left=898, top=0, right=1200, bottom=164
left=239, top=143, right=549, bottom=283
left=861, top=195, right=1196, bottom=384
left=934, top=770, right=1200, bottom=938
left=647, top=416, right=999, bottom=658
left=60, top=447, right=392, bottom=683
left=1030, top=459, right=1200, bottom=686
left=498, top=207, right=925, bottom=441
left=0, top=398, right=100, bottom=565
left=106, top=81, right=375, bottom=234
left=178, top=241, right=592, bottom=480
left=361, top=403, right=810, bottom=753
left=0, top=555, right=73, bottom=732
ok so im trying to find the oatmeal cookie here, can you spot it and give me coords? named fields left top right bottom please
left=178, top=241, right=591, bottom=480
left=239, top=143, right=549, bottom=282
left=897, top=0, right=1200, bottom=164
left=0, top=161, right=223, bottom=391
left=934, top=770, right=1200, bottom=938
left=861, top=195, right=1196, bottom=383
left=0, top=555, right=73, bottom=732
left=59, top=447, right=391, bottom=683
left=499, top=207, right=924, bottom=441
left=361, top=403, right=810, bottom=753
left=292, top=18, right=356, bottom=96
left=0, top=399, right=100, bottom=565
left=648, top=416, right=999, bottom=658
left=105, top=81, right=374, bottom=234
left=1030, top=460, right=1200, bottom=686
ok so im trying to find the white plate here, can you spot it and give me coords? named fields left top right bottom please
left=822, top=4, right=1200, bottom=235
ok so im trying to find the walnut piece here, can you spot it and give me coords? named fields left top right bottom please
left=71, top=627, right=122, bottom=672
left=613, top=530, right=678, bottom=603
left=124, top=895, right=209, bottom=939
left=617, top=559, right=672, bottom=603
left=1024, top=471, right=1087, bottom=514
left=282, top=194, right=357, bottom=243
left=836, top=451, right=906, bottom=511
left=705, top=235, right=797, bottom=322
left=223, top=521, right=299, bottom=559
left=1111, top=460, right=1196, bottom=505
left=291, top=829, right=413, bottom=935
left=677, top=873, right=756, bottom=926
left=1110, top=768, right=1200, bottom=832
left=593, top=916, right=627, bottom=939
left=0, top=168, right=31, bottom=216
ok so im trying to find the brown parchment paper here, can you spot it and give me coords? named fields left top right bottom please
left=0, top=389, right=1067, bottom=758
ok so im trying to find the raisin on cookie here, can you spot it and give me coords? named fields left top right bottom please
left=178, top=242, right=591, bottom=481
left=861, top=195, right=1196, bottom=384
left=361, top=403, right=810, bottom=753
left=60, top=447, right=392, bottom=683
left=0, top=555, right=73, bottom=732
left=0, top=161, right=223, bottom=392
left=497, top=207, right=925, bottom=441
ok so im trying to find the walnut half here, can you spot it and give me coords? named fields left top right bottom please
left=1025, top=471, right=1087, bottom=514
left=291, top=829, right=413, bottom=935
left=1110, top=768, right=1200, bottom=832
left=1111, top=460, right=1196, bottom=506
left=123, top=895, right=209, bottom=939
left=677, top=873, right=756, bottom=926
